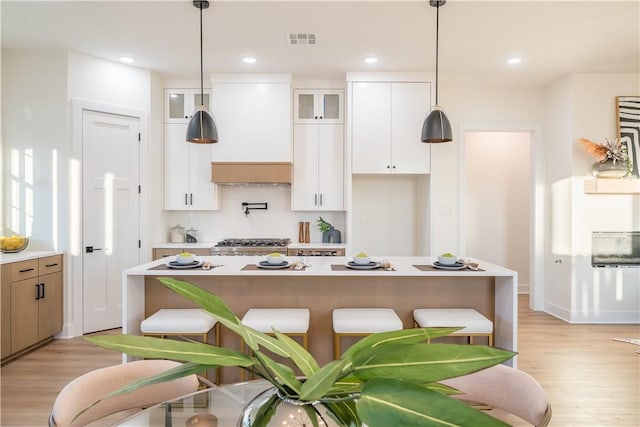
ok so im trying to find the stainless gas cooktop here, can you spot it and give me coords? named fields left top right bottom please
left=210, top=238, right=290, bottom=255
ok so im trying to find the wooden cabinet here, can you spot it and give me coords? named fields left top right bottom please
left=1, top=254, right=63, bottom=362
left=292, top=124, right=344, bottom=211
left=352, top=82, right=431, bottom=174
left=152, top=248, right=211, bottom=260
left=294, top=90, right=343, bottom=124
left=211, top=80, right=291, bottom=162
left=164, top=123, right=220, bottom=211
left=164, top=88, right=211, bottom=123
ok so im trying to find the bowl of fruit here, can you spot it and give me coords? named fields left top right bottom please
left=352, top=251, right=371, bottom=265
left=175, top=252, right=196, bottom=265
left=437, top=252, right=458, bottom=266
left=0, top=235, right=29, bottom=253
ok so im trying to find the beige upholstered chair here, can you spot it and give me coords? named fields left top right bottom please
left=49, top=359, right=202, bottom=427
left=441, top=364, right=552, bottom=427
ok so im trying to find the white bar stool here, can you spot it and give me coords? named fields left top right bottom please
left=332, top=308, right=403, bottom=359
left=412, top=308, right=494, bottom=346
left=240, top=308, right=310, bottom=380
left=141, top=308, right=220, bottom=382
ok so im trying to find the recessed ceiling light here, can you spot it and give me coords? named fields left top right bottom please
left=242, top=57, right=256, bottom=64
left=506, top=57, right=522, bottom=65
left=364, top=57, right=378, bottom=64
left=118, top=56, right=135, bottom=64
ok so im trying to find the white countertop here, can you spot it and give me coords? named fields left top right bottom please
left=126, top=255, right=516, bottom=277
left=0, top=250, right=63, bottom=265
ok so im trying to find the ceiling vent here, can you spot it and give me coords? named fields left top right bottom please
left=288, top=33, right=317, bottom=45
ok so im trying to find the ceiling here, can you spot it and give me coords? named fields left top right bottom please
left=2, top=0, right=639, bottom=87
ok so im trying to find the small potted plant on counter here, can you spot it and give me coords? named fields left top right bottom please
left=85, top=277, right=515, bottom=426
left=317, top=217, right=341, bottom=243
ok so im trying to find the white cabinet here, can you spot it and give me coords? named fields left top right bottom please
left=292, top=124, right=344, bottom=211
left=164, top=123, right=220, bottom=211
left=164, top=88, right=211, bottom=124
left=294, top=90, right=343, bottom=124
left=211, top=81, right=291, bottom=162
left=352, top=82, right=431, bottom=174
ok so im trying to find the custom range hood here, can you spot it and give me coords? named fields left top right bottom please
left=211, top=162, right=292, bottom=184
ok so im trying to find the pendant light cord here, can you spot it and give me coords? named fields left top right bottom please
left=435, top=1, right=440, bottom=105
left=199, top=4, right=204, bottom=104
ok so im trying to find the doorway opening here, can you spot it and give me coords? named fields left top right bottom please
left=463, top=131, right=534, bottom=296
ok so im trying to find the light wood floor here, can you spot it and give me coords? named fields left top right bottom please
left=1, top=295, right=638, bottom=426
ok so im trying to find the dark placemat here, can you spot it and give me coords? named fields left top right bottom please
left=413, top=264, right=484, bottom=272
left=241, top=264, right=299, bottom=271
left=149, top=263, right=220, bottom=271
left=331, top=264, right=387, bottom=272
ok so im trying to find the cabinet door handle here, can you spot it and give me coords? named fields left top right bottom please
left=319, top=194, right=323, bottom=205
left=392, top=165, right=396, bottom=169
left=184, top=193, right=188, bottom=205
left=190, top=194, right=193, bottom=205
left=45, top=263, right=59, bottom=268
left=314, top=194, right=318, bottom=206
left=386, top=165, right=390, bottom=169
left=20, top=267, right=35, bottom=273
left=41, top=283, right=45, bottom=299
left=35, top=284, right=40, bottom=300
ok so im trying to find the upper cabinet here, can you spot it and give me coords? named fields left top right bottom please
left=292, top=124, right=344, bottom=211
left=211, top=74, right=292, bottom=162
left=294, top=90, right=343, bottom=124
left=164, top=88, right=210, bottom=124
left=163, top=88, right=219, bottom=211
left=164, top=123, right=220, bottom=211
left=351, top=81, right=431, bottom=174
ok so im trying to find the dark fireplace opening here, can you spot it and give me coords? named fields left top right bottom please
left=592, top=231, right=640, bottom=267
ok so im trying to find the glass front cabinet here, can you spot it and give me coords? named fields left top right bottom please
left=293, top=89, right=343, bottom=124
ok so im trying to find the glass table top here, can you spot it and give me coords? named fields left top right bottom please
left=115, top=380, right=273, bottom=426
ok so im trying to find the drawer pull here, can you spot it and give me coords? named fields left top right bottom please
left=45, top=263, right=59, bottom=267
left=19, top=267, right=35, bottom=273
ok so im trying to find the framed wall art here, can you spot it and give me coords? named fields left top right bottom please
left=616, top=96, right=640, bottom=178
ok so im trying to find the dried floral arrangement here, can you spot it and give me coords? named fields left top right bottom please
left=579, top=137, right=629, bottom=164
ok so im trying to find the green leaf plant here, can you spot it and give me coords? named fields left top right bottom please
left=85, top=277, right=515, bottom=426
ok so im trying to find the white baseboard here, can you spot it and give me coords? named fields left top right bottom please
left=518, top=283, right=530, bottom=294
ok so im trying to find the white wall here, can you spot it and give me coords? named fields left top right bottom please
left=351, top=175, right=429, bottom=256
left=160, top=185, right=345, bottom=246
left=544, top=73, right=640, bottom=323
left=464, top=131, right=531, bottom=288
left=2, top=50, right=153, bottom=337
left=2, top=50, right=68, bottom=249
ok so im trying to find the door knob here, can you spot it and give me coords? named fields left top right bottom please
left=85, top=246, right=103, bottom=253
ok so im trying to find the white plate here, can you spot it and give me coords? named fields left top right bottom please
left=346, top=261, right=381, bottom=270
left=167, top=260, right=204, bottom=269
left=257, top=261, right=290, bottom=269
left=433, top=261, right=467, bottom=270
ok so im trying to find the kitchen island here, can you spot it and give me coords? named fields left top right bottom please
left=123, top=256, right=517, bottom=381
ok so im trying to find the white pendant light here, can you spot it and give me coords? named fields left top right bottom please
left=422, top=0, right=452, bottom=143
left=186, top=0, right=218, bottom=144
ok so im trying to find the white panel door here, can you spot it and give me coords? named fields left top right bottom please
left=82, top=110, right=140, bottom=333
left=391, top=82, right=431, bottom=174
left=352, top=82, right=391, bottom=173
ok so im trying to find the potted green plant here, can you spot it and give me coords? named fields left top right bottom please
left=317, top=217, right=341, bottom=243
left=86, top=277, right=515, bottom=426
